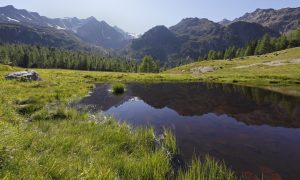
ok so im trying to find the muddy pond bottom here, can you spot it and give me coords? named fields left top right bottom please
left=77, top=83, right=300, bottom=179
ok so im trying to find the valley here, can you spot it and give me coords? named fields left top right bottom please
left=0, top=2, right=300, bottom=180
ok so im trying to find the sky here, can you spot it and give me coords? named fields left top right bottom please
left=0, top=0, right=299, bottom=34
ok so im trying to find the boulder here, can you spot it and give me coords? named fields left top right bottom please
left=5, top=70, right=41, bottom=81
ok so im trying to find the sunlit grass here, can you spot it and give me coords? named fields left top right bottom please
left=178, top=156, right=238, bottom=180
left=4, top=51, right=298, bottom=179
left=166, top=47, right=300, bottom=96
left=0, top=64, right=239, bottom=179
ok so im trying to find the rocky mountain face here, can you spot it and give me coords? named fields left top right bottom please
left=0, top=5, right=132, bottom=48
left=0, top=5, right=299, bottom=63
left=129, top=7, right=300, bottom=62
left=0, top=23, right=86, bottom=50
left=129, top=18, right=279, bottom=62
left=229, top=7, right=300, bottom=33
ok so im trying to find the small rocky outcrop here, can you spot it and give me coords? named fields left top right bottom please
left=5, top=70, right=42, bottom=81
left=190, top=66, right=218, bottom=74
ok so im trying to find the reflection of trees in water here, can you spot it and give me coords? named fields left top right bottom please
left=207, top=82, right=299, bottom=117
left=128, top=83, right=300, bottom=128
left=79, top=83, right=300, bottom=128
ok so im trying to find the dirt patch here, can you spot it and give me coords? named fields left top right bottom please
left=233, top=59, right=300, bottom=69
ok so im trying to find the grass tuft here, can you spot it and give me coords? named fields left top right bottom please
left=112, top=83, right=125, bottom=95
left=178, top=155, right=238, bottom=180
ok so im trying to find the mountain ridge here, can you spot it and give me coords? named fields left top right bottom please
left=128, top=18, right=279, bottom=62
left=0, top=5, right=132, bottom=48
left=0, top=5, right=299, bottom=64
left=222, top=7, right=300, bottom=33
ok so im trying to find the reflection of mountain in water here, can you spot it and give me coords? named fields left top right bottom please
left=78, top=84, right=134, bottom=111
left=78, top=83, right=300, bottom=128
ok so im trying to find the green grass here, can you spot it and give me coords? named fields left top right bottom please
left=178, top=156, right=237, bottom=180
left=166, top=47, right=300, bottom=96
left=1, top=47, right=299, bottom=179
left=0, top=64, right=237, bottom=179
left=112, top=83, right=125, bottom=95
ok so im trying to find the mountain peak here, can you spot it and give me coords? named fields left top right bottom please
left=4, top=5, right=15, bottom=9
left=141, top=25, right=171, bottom=38
left=0, top=5, right=132, bottom=49
left=150, top=25, right=168, bottom=31
left=234, top=7, right=300, bottom=33
left=176, top=17, right=215, bottom=26
left=87, top=16, right=98, bottom=22
left=219, top=18, right=232, bottom=26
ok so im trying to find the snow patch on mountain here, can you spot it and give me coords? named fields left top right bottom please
left=7, top=17, right=20, bottom=22
left=47, top=23, right=54, bottom=28
left=56, top=25, right=65, bottom=30
left=20, top=14, right=32, bottom=21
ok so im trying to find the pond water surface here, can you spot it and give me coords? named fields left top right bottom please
left=77, top=83, right=300, bottom=179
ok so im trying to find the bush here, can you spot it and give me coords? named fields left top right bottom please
left=112, top=83, right=125, bottom=95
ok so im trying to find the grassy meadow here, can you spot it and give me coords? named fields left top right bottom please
left=1, top=47, right=300, bottom=179
left=0, top=65, right=237, bottom=179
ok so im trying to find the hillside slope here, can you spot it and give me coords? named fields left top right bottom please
left=166, top=47, right=300, bottom=96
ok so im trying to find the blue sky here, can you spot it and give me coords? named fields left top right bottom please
left=0, top=0, right=299, bottom=34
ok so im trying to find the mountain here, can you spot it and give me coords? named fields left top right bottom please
left=0, top=23, right=87, bottom=50
left=75, top=17, right=129, bottom=48
left=169, top=18, right=224, bottom=59
left=231, top=7, right=300, bottom=33
left=113, top=26, right=135, bottom=40
left=129, top=26, right=181, bottom=61
left=0, top=5, right=299, bottom=63
left=0, top=5, right=131, bottom=48
left=128, top=18, right=279, bottom=62
left=219, top=19, right=232, bottom=26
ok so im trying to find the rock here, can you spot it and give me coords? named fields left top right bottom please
left=5, top=70, right=42, bottom=81
left=190, top=66, right=217, bottom=74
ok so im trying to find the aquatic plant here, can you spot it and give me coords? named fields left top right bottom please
left=112, top=83, right=125, bottom=94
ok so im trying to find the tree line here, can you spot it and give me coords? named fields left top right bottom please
left=0, top=44, right=138, bottom=72
left=204, top=27, right=300, bottom=60
left=0, top=44, right=161, bottom=73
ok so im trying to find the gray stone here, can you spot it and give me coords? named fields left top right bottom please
left=190, top=66, right=217, bottom=74
left=5, top=70, right=42, bottom=81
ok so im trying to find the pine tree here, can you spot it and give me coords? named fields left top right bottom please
left=207, top=50, right=218, bottom=60
left=255, top=34, right=273, bottom=55
left=224, top=47, right=236, bottom=60
left=276, top=36, right=289, bottom=51
left=139, top=56, right=159, bottom=73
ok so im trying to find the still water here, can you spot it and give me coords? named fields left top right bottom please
left=77, top=83, right=300, bottom=179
